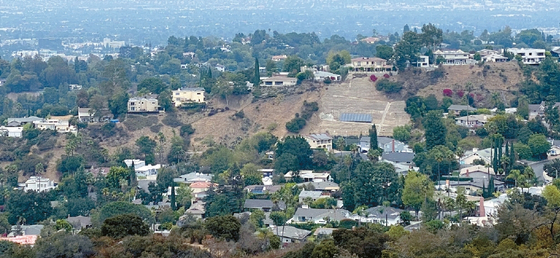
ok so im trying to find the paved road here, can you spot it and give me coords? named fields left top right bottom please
left=527, top=159, right=554, bottom=183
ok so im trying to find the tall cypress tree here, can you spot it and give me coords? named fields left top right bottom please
left=369, top=124, right=379, bottom=151
left=254, top=57, right=260, bottom=86
left=488, top=176, right=495, bottom=195
left=512, top=142, right=515, bottom=169
left=170, top=183, right=176, bottom=211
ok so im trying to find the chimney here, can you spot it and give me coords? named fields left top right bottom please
left=479, top=197, right=485, bottom=217
left=392, top=140, right=395, bottom=153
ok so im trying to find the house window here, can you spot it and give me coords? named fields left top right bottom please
left=197, top=93, right=201, bottom=95
left=175, top=93, right=179, bottom=95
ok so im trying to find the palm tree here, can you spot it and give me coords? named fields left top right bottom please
left=507, top=169, right=526, bottom=192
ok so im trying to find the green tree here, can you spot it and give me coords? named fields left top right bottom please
left=369, top=124, right=379, bottom=150
left=138, top=77, right=166, bottom=94
left=402, top=171, right=434, bottom=216
left=376, top=45, right=394, bottom=60
left=5, top=190, right=52, bottom=225
left=34, top=232, right=94, bottom=258
left=311, top=239, right=339, bottom=258
left=205, top=215, right=241, bottom=242
left=421, top=23, right=443, bottom=50
left=254, top=57, right=260, bottom=86
left=423, top=111, right=447, bottom=150
left=275, top=136, right=312, bottom=170
left=393, top=125, right=411, bottom=142
left=108, top=90, right=129, bottom=119
left=528, top=134, right=551, bottom=159
left=241, top=163, right=262, bottom=186
left=101, top=214, right=150, bottom=239
left=352, top=161, right=401, bottom=207
left=394, top=31, right=421, bottom=71
left=94, top=201, right=153, bottom=226
left=176, top=184, right=193, bottom=208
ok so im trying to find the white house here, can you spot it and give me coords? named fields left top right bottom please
left=260, top=75, right=297, bottom=87
left=482, top=53, right=508, bottom=63
left=0, top=126, right=23, bottom=138
left=417, top=55, right=430, bottom=67
left=285, top=170, right=331, bottom=182
left=124, top=159, right=146, bottom=169
left=22, top=177, right=56, bottom=192
left=455, top=115, right=493, bottom=128
left=292, top=207, right=350, bottom=224
left=507, top=48, right=546, bottom=65
left=434, top=50, right=476, bottom=65
left=33, top=115, right=77, bottom=134
left=314, top=71, right=341, bottom=82
left=77, top=108, right=95, bottom=123
left=135, top=164, right=162, bottom=177
left=172, top=87, right=206, bottom=107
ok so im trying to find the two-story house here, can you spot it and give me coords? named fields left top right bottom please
left=507, top=48, right=545, bottom=65
left=33, top=115, right=77, bottom=134
left=348, top=57, right=392, bottom=72
left=172, top=87, right=205, bottom=107
left=434, top=50, right=475, bottom=65
left=21, top=176, right=56, bottom=192
left=304, top=133, right=332, bottom=151
left=128, top=97, right=159, bottom=113
left=455, top=115, right=493, bottom=128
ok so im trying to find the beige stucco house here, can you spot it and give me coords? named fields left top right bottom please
left=348, top=57, right=392, bottom=72
left=128, top=97, right=159, bottom=113
left=172, top=87, right=206, bottom=107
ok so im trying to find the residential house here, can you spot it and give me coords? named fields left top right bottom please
left=260, top=75, right=297, bottom=87
left=173, top=172, right=212, bottom=184
left=304, top=133, right=333, bottom=151
left=272, top=225, right=311, bottom=244
left=244, top=185, right=282, bottom=195
left=244, top=199, right=286, bottom=212
left=297, top=181, right=340, bottom=192
left=77, top=108, right=95, bottom=123
left=460, top=165, right=495, bottom=176
left=215, top=64, right=225, bottom=72
left=528, top=101, right=560, bottom=119
left=128, top=97, right=159, bottom=113
left=314, top=71, right=341, bottom=82
left=381, top=152, right=415, bottom=165
left=33, top=115, right=77, bottom=134
left=0, top=126, right=23, bottom=138
left=271, top=55, right=288, bottom=62
left=185, top=201, right=206, bottom=219
left=482, top=53, right=508, bottom=63
left=362, top=206, right=405, bottom=226
left=68, top=84, right=83, bottom=91
left=444, top=175, right=505, bottom=195
left=507, top=48, right=546, bottom=65
left=460, top=148, right=498, bottom=165
left=417, top=55, right=430, bottom=67
left=285, top=170, right=331, bottom=182
left=455, top=114, right=493, bottom=128
left=124, top=159, right=146, bottom=169
left=171, top=87, right=206, bottom=107
left=190, top=182, right=214, bottom=200
left=298, top=190, right=326, bottom=203
left=360, top=37, right=380, bottom=44
left=348, top=57, right=392, bottom=72
left=314, top=228, right=336, bottom=237
left=66, top=216, right=92, bottom=229
left=548, top=139, right=560, bottom=156
left=478, top=49, right=501, bottom=57
left=135, top=164, right=162, bottom=178
left=0, top=225, right=44, bottom=245
left=6, top=116, right=43, bottom=127
left=21, top=176, right=56, bottom=192
left=378, top=137, right=412, bottom=153
left=434, top=50, right=475, bottom=65
left=447, top=105, right=476, bottom=115
left=292, top=207, right=350, bottom=224
left=359, top=136, right=371, bottom=153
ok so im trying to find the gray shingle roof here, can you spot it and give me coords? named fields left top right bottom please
left=364, top=206, right=404, bottom=220
left=244, top=199, right=286, bottom=210
left=382, top=152, right=415, bottom=163
left=274, top=225, right=311, bottom=240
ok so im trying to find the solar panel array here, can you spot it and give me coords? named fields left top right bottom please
left=339, top=113, right=372, bottom=123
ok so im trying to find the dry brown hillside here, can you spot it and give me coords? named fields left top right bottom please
left=394, top=62, right=524, bottom=107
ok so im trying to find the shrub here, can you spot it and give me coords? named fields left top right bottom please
left=180, top=124, right=195, bottom=137
left=383, top=74, right=390, bottom=78
left=443, top=89, right=453, bottom=97
left=376, top=79, right=403, bottom=93
left=456, top=90, right=465, bottom=98
left=234, top=110, right=245, bottom=119
left=370, top=74, right=378, bottom=82
left=162, top=113, right=183, bottom=127
left=286, top=118, right=307, bottom=133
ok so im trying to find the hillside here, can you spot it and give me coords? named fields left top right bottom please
left=393, top=62, right=525, bottom=107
